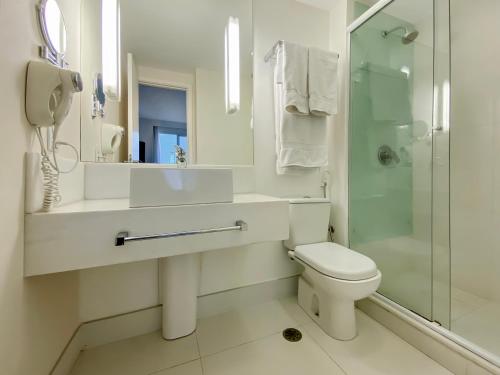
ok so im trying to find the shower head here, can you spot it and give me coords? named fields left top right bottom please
left=381, top=26, right=419, bottom=44
left=403, top=30, right=419, bottom=44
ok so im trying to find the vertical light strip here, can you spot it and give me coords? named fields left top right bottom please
left=102, top=0, right=121, bottom=100
left=433, top=84, right=440, bottom=131
left=442, top=80, right=450, bottom=132
left=225, top=16, right=240, bottom=114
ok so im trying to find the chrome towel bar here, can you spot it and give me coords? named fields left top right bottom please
left=115, top=220, right=248, bottom=246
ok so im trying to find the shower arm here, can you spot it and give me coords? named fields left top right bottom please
left=381, top=26, right=406, bottom=38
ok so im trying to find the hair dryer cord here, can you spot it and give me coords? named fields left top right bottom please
left=35, top=127, right=79, bottom=211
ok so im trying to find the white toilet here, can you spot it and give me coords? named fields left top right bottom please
left=284, top=198, right=381, bottom=341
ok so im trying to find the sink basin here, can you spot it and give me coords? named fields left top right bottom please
left=129, top=167, right=233, bottom=208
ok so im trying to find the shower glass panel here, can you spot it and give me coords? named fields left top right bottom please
left=349, top=0, right=435, bottom=320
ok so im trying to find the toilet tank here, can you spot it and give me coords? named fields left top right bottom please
left=284, top=198, right=331, bottom=250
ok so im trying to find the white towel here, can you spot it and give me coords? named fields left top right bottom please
left=308, top=47, right=338, bottom=116
left=281, top=42, right=309, bottom=115
left=274, top=45, right=328, bottom=174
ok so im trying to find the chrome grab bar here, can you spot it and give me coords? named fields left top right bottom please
left=115, top=220, right=248, bottom=246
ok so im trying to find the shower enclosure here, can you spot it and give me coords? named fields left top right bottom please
left=348, top=0, right=500, bottom=366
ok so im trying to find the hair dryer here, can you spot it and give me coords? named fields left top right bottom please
left=25, top=61, right=83, bottom=211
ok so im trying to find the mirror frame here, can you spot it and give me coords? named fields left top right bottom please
left=37, top=0, right=67, bottom=67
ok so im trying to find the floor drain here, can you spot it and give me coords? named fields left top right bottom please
left=282, top=328, right=302, bottom=342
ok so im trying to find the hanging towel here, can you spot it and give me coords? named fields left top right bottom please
left=281, top=42, right=310, bottom=115
left=273, top=44, right=328, bottom=174
left=308, top=47, right=339, bottom=116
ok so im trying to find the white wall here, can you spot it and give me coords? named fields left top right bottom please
left=0, top=1, right=81, bottom=374
left=329, top=0, right=349, bottom=246
left=195, top=68, right=254, bottom=165
left=77, top=0, right=337, bottom=322
left=449, top=0, right=500, bottom=301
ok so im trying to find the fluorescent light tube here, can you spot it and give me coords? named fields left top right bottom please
left=102, top=0, right=120, bottom=100
left=225, top=16, right=240, bottom=114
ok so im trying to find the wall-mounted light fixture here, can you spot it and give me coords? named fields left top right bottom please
left=225, top=16, right=240, bottom=114
left=102, top=0, right=121, bottom=100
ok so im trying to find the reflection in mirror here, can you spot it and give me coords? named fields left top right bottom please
left=38, top=0, right=67, bottom=66
left=91, top=73, right=105, bottom=119
left=80, top=0, right=254, bottom=165
left=138, top=84, right=188, bottom=164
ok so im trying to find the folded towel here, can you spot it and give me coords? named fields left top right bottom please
left=281, top=42, right=310, bottom=115
left=274, top=45, right=328, bottom=174
left=308, top=47, right=338, bottom=116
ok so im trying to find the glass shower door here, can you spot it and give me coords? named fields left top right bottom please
left=348, top=0, right=436, bottom=320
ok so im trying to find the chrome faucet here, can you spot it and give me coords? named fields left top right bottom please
left=175, top=145, right=187, bottom=167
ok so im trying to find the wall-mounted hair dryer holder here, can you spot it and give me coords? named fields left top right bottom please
left=25, top=61, right=83, bottom=211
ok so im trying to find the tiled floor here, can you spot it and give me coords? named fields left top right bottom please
left=451, top=288, right=500, bottom=358
left=70, top=297, right=452, bottom=375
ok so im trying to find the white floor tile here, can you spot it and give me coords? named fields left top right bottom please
left=451, top=287, right=489, bottom=321
left=303, top=310, right=453, bottom=375
left=452, top=302, right=500, bottom=358
left=70, top=331, right=199, bottom=375
left=202, top=331, right=345, bottom=375
left=149, top=360, right=203, bottom=375
left=196, top=297, right=310, bottom=356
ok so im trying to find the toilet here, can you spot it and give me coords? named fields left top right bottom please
left=284, top=198, right=381, bottom=340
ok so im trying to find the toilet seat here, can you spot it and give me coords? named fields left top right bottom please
left=294, top=242, right=378, bottom=281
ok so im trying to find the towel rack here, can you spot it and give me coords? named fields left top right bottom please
left=264, top=40, right=284, bottom=62
left=264, top=40, right=340, bottom=63
left=115, top=220, right=248, bottom=246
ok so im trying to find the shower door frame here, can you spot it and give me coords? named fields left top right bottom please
left=345, top=0, right=500, bottom=368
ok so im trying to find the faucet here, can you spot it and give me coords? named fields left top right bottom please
left=175, top=145, right=187, bottom=167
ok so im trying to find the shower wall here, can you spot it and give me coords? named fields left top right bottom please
left=450, top=0, right=500, bottom=303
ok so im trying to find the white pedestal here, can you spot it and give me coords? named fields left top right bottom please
left=298, top=276, right=357, bottom=341
left=160, top=253, right=201, bottom=340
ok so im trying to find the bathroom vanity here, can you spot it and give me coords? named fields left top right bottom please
left=24, top=193, right=288, bottom=276
left=24, top=163, right=289, bottom=339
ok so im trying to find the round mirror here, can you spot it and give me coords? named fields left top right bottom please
left=39, top=0, right=67, bottom=58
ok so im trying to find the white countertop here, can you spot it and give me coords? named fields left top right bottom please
left=29, top=194, right=285, bottom=215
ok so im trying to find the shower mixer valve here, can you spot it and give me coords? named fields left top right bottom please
left=378, top=145, right=400, bottom=166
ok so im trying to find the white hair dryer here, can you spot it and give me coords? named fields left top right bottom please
left=25, top=61, right=83, bottom=211
left=26, top=61, right=82, bottom=131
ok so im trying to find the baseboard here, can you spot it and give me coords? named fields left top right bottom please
left=198, top=275, right=298, bottom=318
left=50, top=328, right=84, bottom=375
left=50, top=276, right=298, bottom=374
left=358, top=297, right=500, bottom=375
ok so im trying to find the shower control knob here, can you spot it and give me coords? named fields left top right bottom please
left=378, top=145, right=400, bottom=166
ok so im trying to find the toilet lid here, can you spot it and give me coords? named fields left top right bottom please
left=295, top=242, right=378, bottom=281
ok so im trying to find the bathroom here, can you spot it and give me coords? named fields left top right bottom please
left=1, top=0, right=499, bottom=374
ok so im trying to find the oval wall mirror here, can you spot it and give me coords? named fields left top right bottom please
left=38, top=0, right=67, bottom=65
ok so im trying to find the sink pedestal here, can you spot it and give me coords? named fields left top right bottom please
left=160, top=253, right=201, bottom=340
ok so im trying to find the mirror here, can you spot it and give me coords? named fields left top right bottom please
left=38, top=0, right=67, bottom=66
left=80, top=0, right=254, bottom=165
left=91, top=73, right=105, bottom=119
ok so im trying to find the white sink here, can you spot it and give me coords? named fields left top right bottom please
left=129, top=167, right=233, bottom=208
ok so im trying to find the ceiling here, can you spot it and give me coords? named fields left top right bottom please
left=121, top=0, right=253, bottom=74
left=295, top=0, right=338, bottom=11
